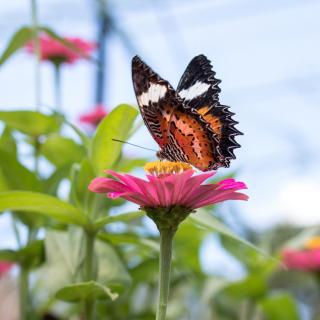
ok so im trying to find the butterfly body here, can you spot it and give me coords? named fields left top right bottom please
left=132, top=55, right=242, bottom=171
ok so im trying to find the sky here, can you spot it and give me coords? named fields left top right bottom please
left=0, top=0, right=320, bottom=254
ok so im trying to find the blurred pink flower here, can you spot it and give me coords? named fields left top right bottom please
left=282, top=249, right=320, bottom=271
left=0, top=262, right=13, bottom=277
left=26, top=34, right=96, bottom=65
left=79, top=105, right=108, bottom=127
left=88, top=161, right=248, bottom=209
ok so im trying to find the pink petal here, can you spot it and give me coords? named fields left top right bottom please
left=182, top=184, right=220, bottom=208
left=79, top=105, right=108, bottom=126
left=147, top=175, right=170, bottom=206
left=181, top=171, right=217, bottom=202
left=218, top=179, right=247, bottom=190
left=192, top=192, right=249, bottom=209
left=88, top=177, right=131, bottom=194
left=185, top=184, right=248, bottom=209
left=161, top=170, right=194, bottom=204
left=106, top=170, right=160, bottom=206
left=108, top=191, right=152, bottom=207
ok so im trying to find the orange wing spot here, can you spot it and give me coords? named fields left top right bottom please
left=155, top=112, right=170, bottom=145
left=197, top=106, right=210, bottom=116
left=197, top=106, right=222, bottom=137
left=170, top=111, right=213, bottom=171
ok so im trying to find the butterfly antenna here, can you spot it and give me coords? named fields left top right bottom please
left=112, top=139, right=157, bottom=152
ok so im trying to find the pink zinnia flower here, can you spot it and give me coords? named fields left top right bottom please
left=0, top=262, right=13, bottom=277
left=79, top=105, right=108, bottom=127
left=25, top=34, right=96, bottom=65
left=282, top=249, right=320, bottom=271
left=88, top=161, right=248, bottom=210
left=89, top=161, right=248, bottom=320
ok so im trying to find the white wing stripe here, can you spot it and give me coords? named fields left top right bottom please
left=178, top=81, right=210, bottom=100
left=137, top=83, right=167, bottom=106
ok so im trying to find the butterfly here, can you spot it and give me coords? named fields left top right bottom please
left=131, top=54, right=242, bottom=172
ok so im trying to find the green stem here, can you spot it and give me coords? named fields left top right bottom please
left=33, top=136, right=40, bottom=175
left=54, top=63, right=62, bottom=112
left=11, top=216, right=21, bottom=248
left=19, top=228, right=38, bottom=319
left=84, top=231, right=96, bottom=320
left=19, top=267, right=29, bottom=320
left=31, top=0, right=41, bottom=110
left=156, top=228, right=175, bottom=320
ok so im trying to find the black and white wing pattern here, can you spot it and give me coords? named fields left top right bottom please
left=177, top=54, right=243, bottom=168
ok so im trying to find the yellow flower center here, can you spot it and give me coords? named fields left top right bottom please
left=305, top=236, right=320, bottom=250
left=144, top=161, right=192, bottom=176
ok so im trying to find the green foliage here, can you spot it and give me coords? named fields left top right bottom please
left=222, top=275, right=267, bottom=299
left=189, top=210, right=267, bottom=257
left=93, top=211, right=144, bottom=229
left=36, top=230, right=130, bottom=303
left=99, top=232, right=160, bottom=252
left=175, top=221, right=207, bottom=273
left=0, top=110, right=61, bottom=136
left=0, top=240, right=44, bottom=269
left=0, top=191, right=87, bottom=225
left=0, top=127, right=17, bottom=155
left=69, top=159, right=96, bottom=214
left=40, top=134, right=85, bottom=167
left=90, top=104, right=138, bottom=174
left=0, top=25, right=93, bottom=67
left=260, top=293, right=300, bottom=320
left=55, top=281, right=118, bottom=302
left=0, top=150, right=42, bottom=191
left=43, top=164, right=72, bottom=195
left=0, top=26, right=33, bottom=65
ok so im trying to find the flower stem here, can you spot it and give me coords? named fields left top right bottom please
left=19, top=266, right=29, bottom=320
left=30, top=0, right=41, bottom=110
left=156, top=227, right=175, bottom=320
left=54, top=63, right=62, bottom=112
left=84, top=231, right=96, bottom=320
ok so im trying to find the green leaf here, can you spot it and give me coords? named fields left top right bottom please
left=222, top=275, right=267, bottom=299
left=0, top=26, right=33, bottom=66
left=260, top=293, right=300, bottom=320
left=98, top=232, right=159, bottom=251
left=37, top=230, right=84, bottom=291
left=35, top=230, right=130, bottom=302
left=69, top=159, right=97, bottom=214
left=0, top=170, right=9, bottom=192
left=90, top=104, right=138, bottom=174
left=18, top=240, right=45, bottom=269
left=63, top=117, right=90, bottom=151
left=0, top=111, right=61, bottom=136
left=40, top=134, right=85, bottom=167
left=93, top=211, right=144, bottom=229
left=0, top=191, right=87, bottom=225
left=43, top=164, right=71, bottom=195
left=189, top=210, right=268, bottom=257
left=96, top=239, right=131, bottom=292
left=0, top=240, right=44, bottom=269
left=55, top=281, right=118, bottom=302
left=175, top=221, right=208, bottom=273
left=0, top=150, right=41, bottom=191
left=0, top=127, right=17, bottom=156
left=220, top=235, right=274, bottom=273
left=0, top=249, right=17, bottom=262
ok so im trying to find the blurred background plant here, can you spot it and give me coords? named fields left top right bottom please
left=0, top=0, right=319, bottom=319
